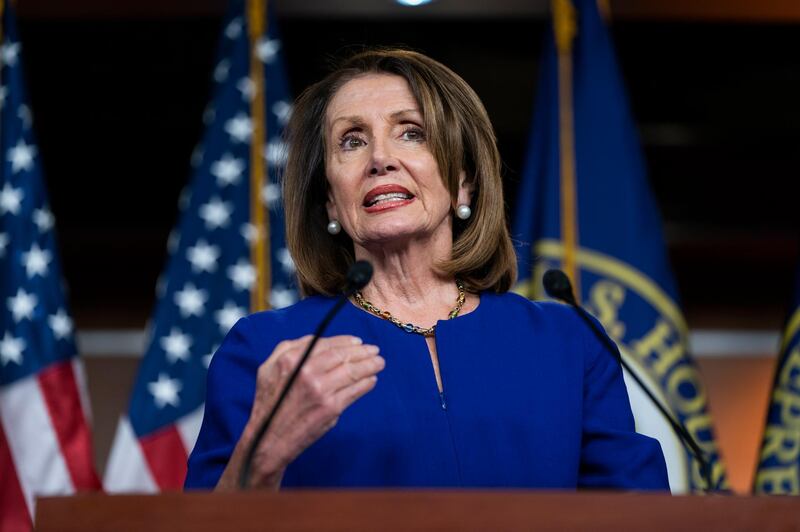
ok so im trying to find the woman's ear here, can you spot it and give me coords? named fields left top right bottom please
left=456, top=170, right=475, bottom=207
left=326, top=190, right=337, bottom=222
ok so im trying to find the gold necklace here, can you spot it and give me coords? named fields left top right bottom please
left=354, top=280, right=466, bottom=337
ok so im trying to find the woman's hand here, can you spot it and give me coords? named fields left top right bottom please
left=216, top=335, right=384, bottom=490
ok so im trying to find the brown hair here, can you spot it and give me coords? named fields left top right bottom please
left=283, top=48, right=517, bottom=296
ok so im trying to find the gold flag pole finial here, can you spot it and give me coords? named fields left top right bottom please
left=553, top=0, right=577, bottom=53
left=247, top=0, right=271, bottom=312
left=551, top=0, right=581, bottom=302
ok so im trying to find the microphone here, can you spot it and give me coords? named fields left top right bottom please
left=542, top=269, right=577, bottom=306
left=238, top=260, right=373, bottom=489
left=343, top=260, right=373, bottom=293
left=543, top=269, right=716, bottom=492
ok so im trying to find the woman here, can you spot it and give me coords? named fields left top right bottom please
left=185, top=49, right=669, bottom=491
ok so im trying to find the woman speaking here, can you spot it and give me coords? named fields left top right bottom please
left=185, top=49, right=669, bottom=491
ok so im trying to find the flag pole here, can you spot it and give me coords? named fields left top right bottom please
left=552, top=0, right=580, bottom=302
left=247, top=0, right=270, bottom=312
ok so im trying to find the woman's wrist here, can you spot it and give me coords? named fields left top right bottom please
left=216, top=422, right=286, bottom=491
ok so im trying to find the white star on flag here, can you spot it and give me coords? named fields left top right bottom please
left=186, top=240, right=220, bottom=273
left=215, top=301, right=246, bottom=334
left=236, top=77, right=255, bottom=101
left=33, top=207, right=54, bottom=232
left=7, top=139, right=37, bottom=173
left=1, top=41, right=21, bottom=67
left=240, top=223, right=259, bottom=243
left=48, top=309, right=74, bottom=340
left=214, top=59, right=230, bottom=83
left=160, top=328, right=192, bottom=363
left=225, top=17, right=243, bottom=40
left=270, top=286, right=298, bottom=309
left=262, top=182, right=281, bottom=208
left=256, top=38, right=281, bottom=64
left=0, top=233, right=8, bottom=258
left=167, top=229, right=180, bottom=254
left=0, top=331, right=25, bottom=366
left=174, top=283, right=208, bottom=317
left=227, top=260, right=256, bottom=291
left=179, top=187, right=192, bottom=211
left=211, top=154, right=245, bottom=187
left=203, top=105, right=217, bottom=125
left=148, top=373, right=182, bottom=408
left=199, top=197, right=232, bottom=230
left=18, top=104, right=33, bottom=129
left=225, top=113, right=253, bottom=143
left=8, top=288, right=37, bottom=322
left=155, top=274, right=167, bottom=298
left=277, top=247, right=296, bottom=273
left=264, top=138, right=288, bottom=168
left=191, top=145, right=204, bottom=168
left=0, top=182, right=24, bottom=215
left=22, top=243, right=52, bottom=278
left=272, top=100, right=292, bottom=126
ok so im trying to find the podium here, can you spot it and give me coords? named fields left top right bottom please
left=36, top=491, right=800, bottom=531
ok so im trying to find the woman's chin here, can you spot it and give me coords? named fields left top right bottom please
left=357, top=223, right=430, bottom=248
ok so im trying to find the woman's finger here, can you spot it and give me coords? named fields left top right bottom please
left=305, top=342, right=381, bottom=374
left=266, top=334, right=359, bottom=365
left=321, top=350, right=385, bottom=393
left=333, top=374, right=380, bottom=412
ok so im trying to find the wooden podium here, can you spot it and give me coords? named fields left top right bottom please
left=35, top=491, right=800, bottom=531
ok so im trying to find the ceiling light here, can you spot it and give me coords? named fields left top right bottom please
left=396, top=0, right=435, bottom=6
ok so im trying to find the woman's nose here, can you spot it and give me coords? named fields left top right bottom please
left=369, top=161, right=398, bottom=176
left=368, top=139, right=398, bottom=176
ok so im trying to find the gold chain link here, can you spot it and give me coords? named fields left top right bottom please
left=354, top=280, right=466, bottom=337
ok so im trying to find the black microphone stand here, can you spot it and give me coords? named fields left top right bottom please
left=238, top=261, right=373, bottom=489
left=543, top=269, right=720, bottom=492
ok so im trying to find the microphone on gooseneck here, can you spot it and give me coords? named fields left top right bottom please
left=238, top=260, right=373, bottom=489
left=542, top=269, right=717, bottom=492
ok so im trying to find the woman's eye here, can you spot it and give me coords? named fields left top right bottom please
left=400, top=127, right=426, bottom=142
left=339, top=135, right=366, bottom=150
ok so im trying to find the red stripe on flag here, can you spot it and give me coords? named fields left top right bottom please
left=37, top=360, right=102, bottom=490
left=0, top=421, right=33, bottom=532
left=139, top=424, right=188, bottom=490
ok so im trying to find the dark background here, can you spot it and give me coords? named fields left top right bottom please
left=14, top=2, right=800, bottom=330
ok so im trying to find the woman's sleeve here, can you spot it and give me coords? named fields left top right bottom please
left=578, top=314, right=671, bottom=490
left=184, top=316, right=261, bottom=489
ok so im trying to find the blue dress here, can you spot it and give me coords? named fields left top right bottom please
left=185, top=292, right=669, bottom=490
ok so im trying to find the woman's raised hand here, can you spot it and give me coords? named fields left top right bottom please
left=216, top=335, right=384, bottom=490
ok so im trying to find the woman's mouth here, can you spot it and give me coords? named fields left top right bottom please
left=363, top=185, right=415, bottom=212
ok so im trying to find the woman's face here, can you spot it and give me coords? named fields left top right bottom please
left=324, top=73, right=470, bottom=251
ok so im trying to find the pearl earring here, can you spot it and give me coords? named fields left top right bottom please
left=327, top=220, right=341, bottom=235
left=455, top=204, right=471, bottom=220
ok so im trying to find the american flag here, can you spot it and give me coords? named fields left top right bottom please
left=104, top=0, right=296, bottom=492
left=0, top=2, right=101, bottom=530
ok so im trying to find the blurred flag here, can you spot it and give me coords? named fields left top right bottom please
left=512, top=0, right=727, bottom=492
left=754, top=266, right=800, bottom=494
left=0, top=2, right=101, bottom=529
left=104, top=0, right=296, bottom=492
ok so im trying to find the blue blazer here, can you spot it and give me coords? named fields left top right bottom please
left=185, top=292, right=669, bottom=490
